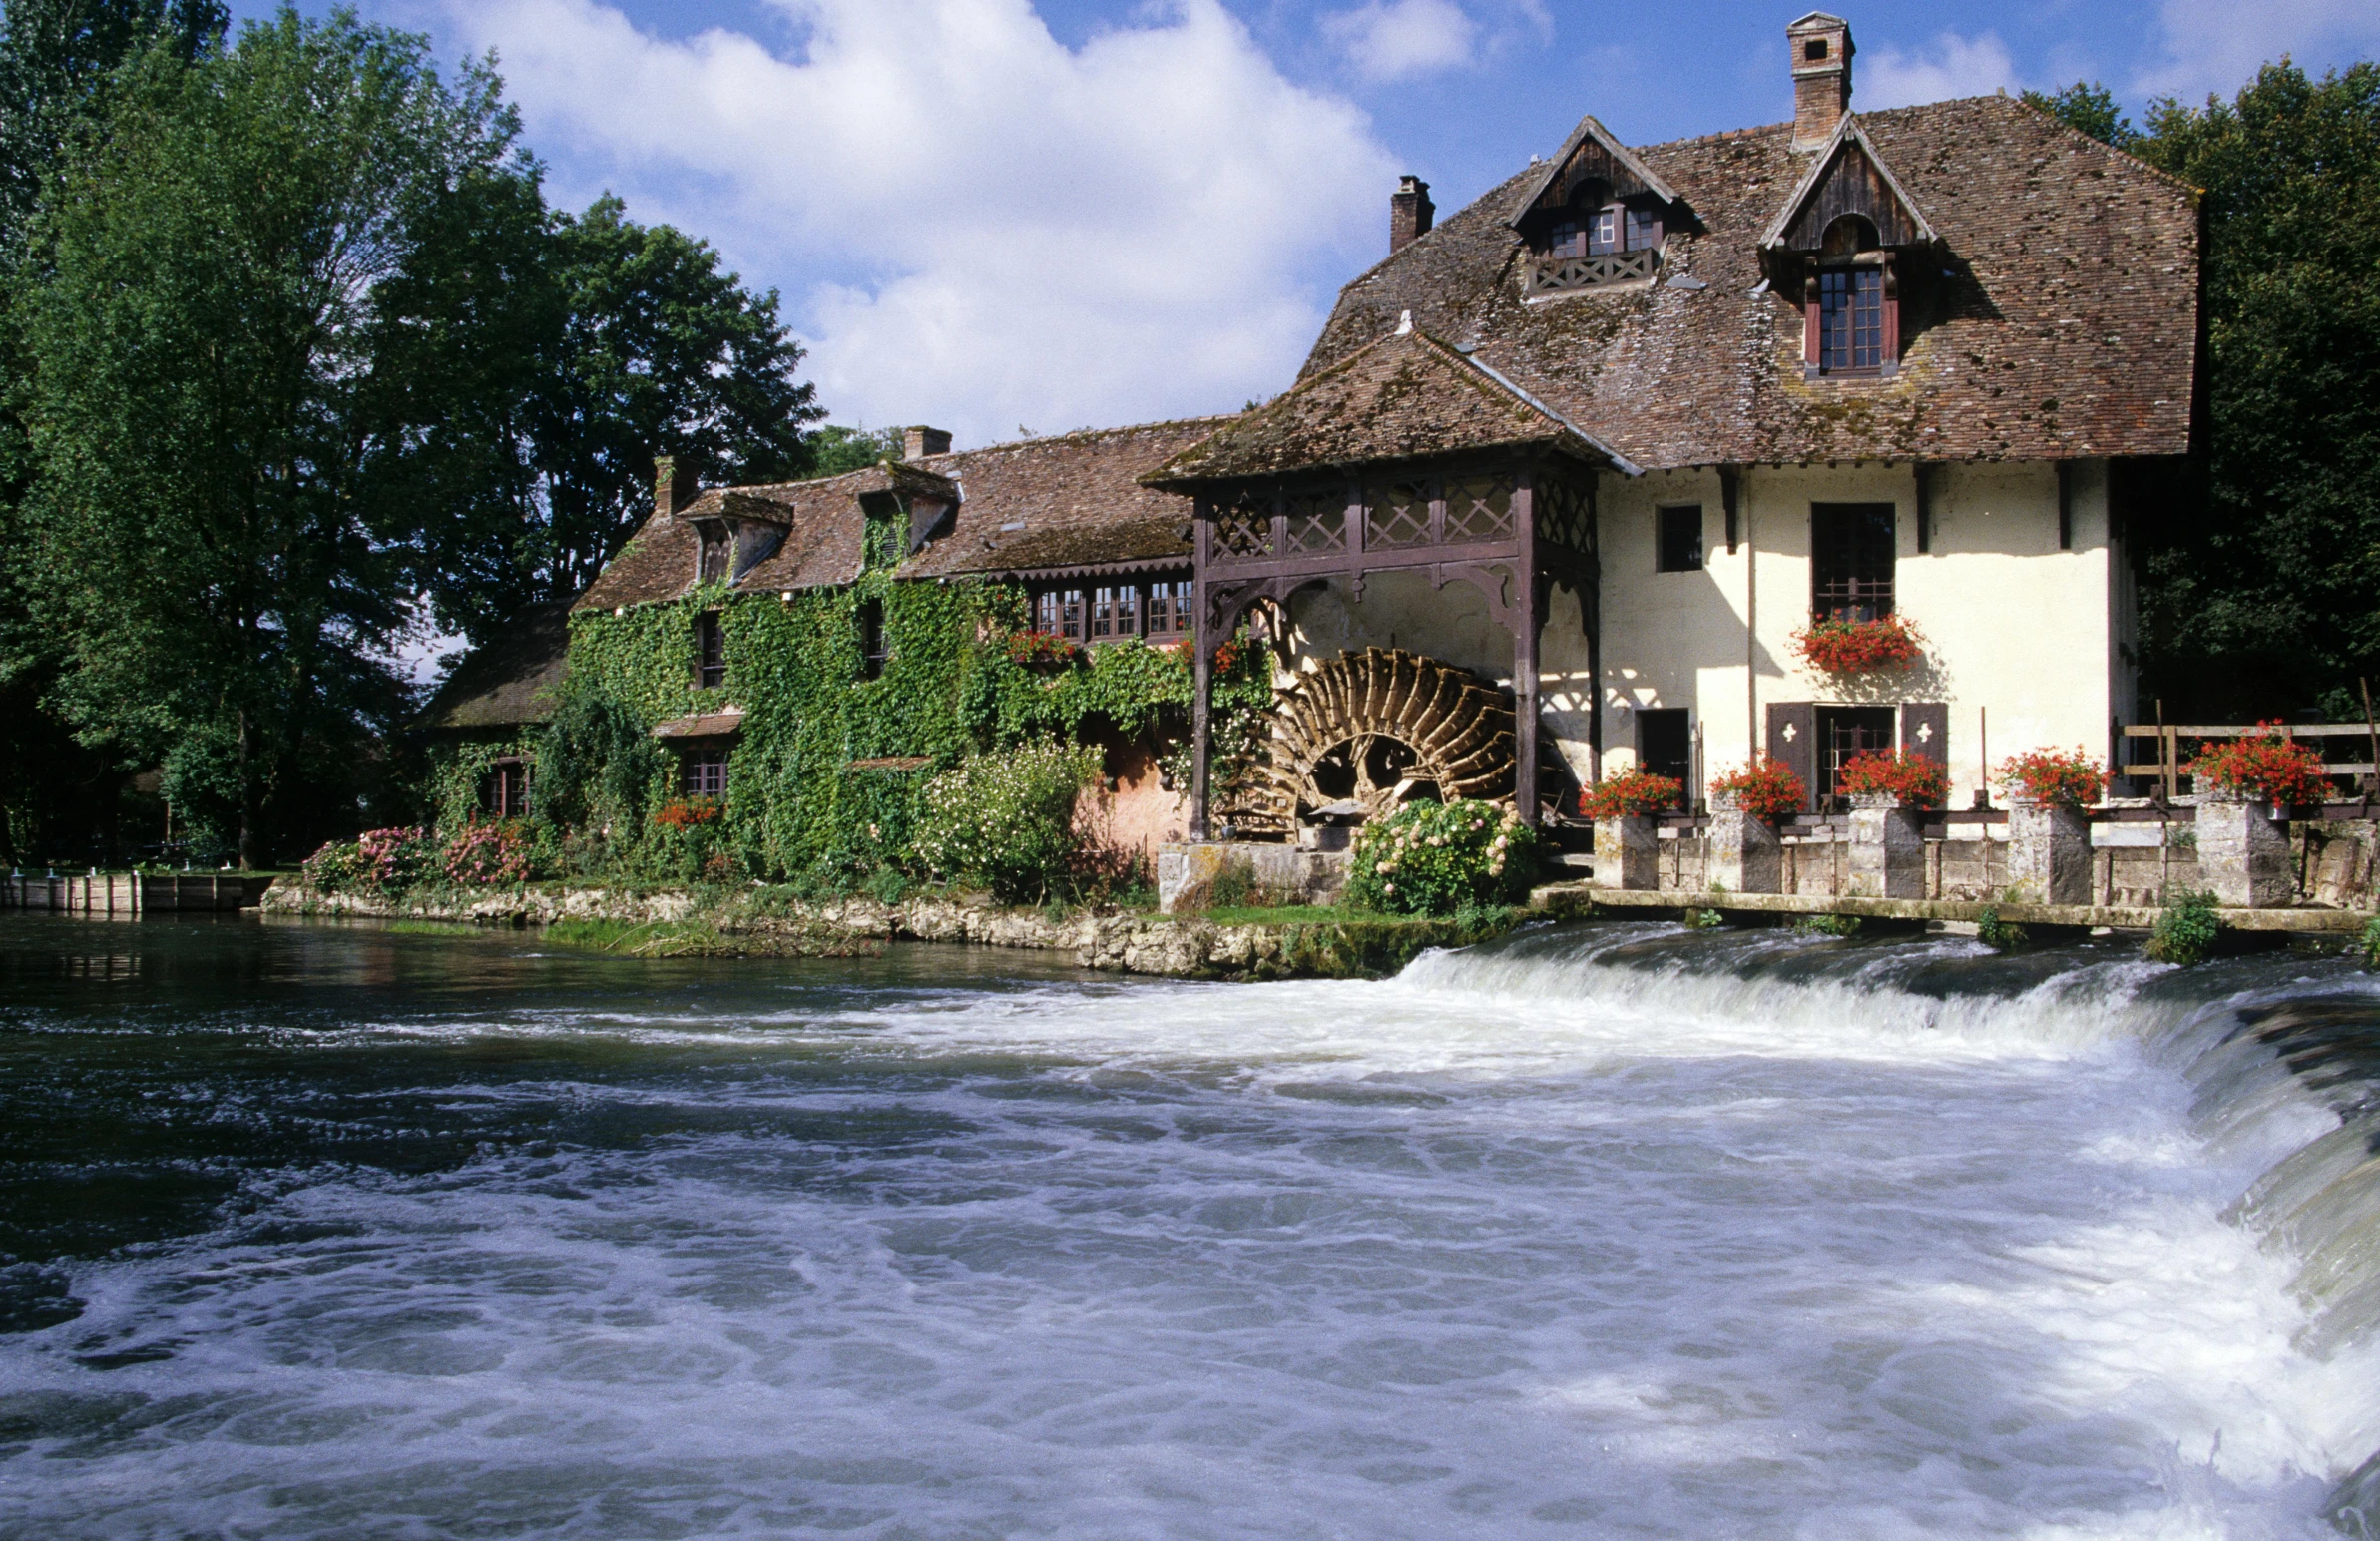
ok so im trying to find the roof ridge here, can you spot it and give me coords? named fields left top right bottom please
left=920, top=413, right=1244, bottom=461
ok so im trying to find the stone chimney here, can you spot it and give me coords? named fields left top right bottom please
left=1788, top=12, right=1854, bottom=152
left=903, top=425, right=952, bottom=460
left=654, top=454, right=696, bottom=518
left=1390, top=175, right=1434, bottom=256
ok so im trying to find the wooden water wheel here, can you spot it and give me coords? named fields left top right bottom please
left=1221, top=648, right=1516, bottom=836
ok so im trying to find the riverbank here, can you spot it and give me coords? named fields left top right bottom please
left=257, top=879, right=1519, bottom=980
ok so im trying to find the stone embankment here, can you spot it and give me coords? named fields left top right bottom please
left=259, top=881, right=1509, bottom=981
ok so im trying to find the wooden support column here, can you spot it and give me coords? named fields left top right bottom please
left=1585, top=473, right=1604, bottom=785
left=1914, top=461, right=1936, bottom=553
left=1719, top=464, right=1741, bottom=554
left=2056, top=460, right=2074, bottom=551
left=1190, top=502, right=1214, bottom=839
left=1515, top=468, right=1541, bottom=826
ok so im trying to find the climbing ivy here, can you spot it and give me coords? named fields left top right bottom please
left=464, top=573, right=1273, bottom=885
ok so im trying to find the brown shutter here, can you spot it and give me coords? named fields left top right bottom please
left=1766, top=702, right=1817, bottom=812
left=1901, top=702, right=1949, bottom=768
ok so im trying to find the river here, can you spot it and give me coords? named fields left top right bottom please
left=3, top=913, right=2379, bottom=1538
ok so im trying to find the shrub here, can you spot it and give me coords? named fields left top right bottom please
left=1345, top=799, right=1538, bottom=916
left=441, top=821, right=533, bottom=886
left=1794, top=912, right=1861, bottom=937
left=1997, top=748, right=2107, bottom=806
left=1838, top=750, right=1950, bottom=808
left=1708, top=757, right=1806, bottom=819
left=1976, top=905, right=2028, bottom=950
left=1578, top=770, right=1682, bottom=819
left=301, top=826, right=434, bottom=893
left=912, top=741, right=1099, bottom=903
left=2360, top=915, right=2380, bottom=969
left=299, top=839, right=369, bottom=892
left=2186, top=722, right=2333, bottom=806
left=1790, top=614, right=1926, bottom=674
left=2145, top=889, right=2221, bottom=965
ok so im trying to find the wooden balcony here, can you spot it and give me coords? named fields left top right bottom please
left=1527, top=248, right=1659, bottom=297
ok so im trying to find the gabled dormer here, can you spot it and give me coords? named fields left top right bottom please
left=1759, top=115, right=1941, bottom=379
left=1507, top=115, right=1689, bottom=299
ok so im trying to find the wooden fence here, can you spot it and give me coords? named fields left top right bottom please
left=2120, top=723, right=2380, bottom=798
left=0, top=873, right=276, bottom=916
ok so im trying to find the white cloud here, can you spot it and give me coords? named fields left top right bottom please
left=1858, top=30, right=2018, bottom=111
left=443, top=0, right=1395, bottom=448
left=1321, top=0, right=1477, bottom=84
left=2139, top=0, right=2380, bottom=101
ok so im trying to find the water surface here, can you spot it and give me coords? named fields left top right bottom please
left=2, top=913, right=2377, bottom=1538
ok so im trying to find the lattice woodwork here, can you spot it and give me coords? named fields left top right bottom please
left=1527, top=248, right=1658, bottom=296
left=1213, top=488, right=1273, bottom=559
left=1283, top=488, right=1346, bottom=555
left=1536, top=474, right=1594, bottom=555
left=1221, top=649, right=1517, bottom=836
left=1364, top=482, right=1432, bottom=549
left=1444, top=474, right=1517, bottom=544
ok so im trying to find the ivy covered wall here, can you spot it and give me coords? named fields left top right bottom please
left=422, top=542, right=1273, bottom=883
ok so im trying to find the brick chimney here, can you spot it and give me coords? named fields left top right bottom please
left=654, top=454, right=696, bottom=518
left=1390, top=175, right=1434, bottom=256
left=1788, top=12, right=1854, bottom=152
left=903, top=426, right=952, bottom=460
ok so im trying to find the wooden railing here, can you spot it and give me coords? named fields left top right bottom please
left=1526, top=249, right=1659, bottom=296
left=2120, top=722, right=2380, bottom=798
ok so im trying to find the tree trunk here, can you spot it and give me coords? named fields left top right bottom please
left=238, top=708, right=262, bottom=870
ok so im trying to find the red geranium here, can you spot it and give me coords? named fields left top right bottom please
left=2187, top=722, right=2332, bottom=806
left=1791, top=615, right=1926, bottom=674
left=1005, top=631, right=1081, bottom=667
left=1579, top=769, right=1683, bottom=819
left=1997, top=748, right=2106, bottom=806
left=1837, top=750, right=1950, bottom=808
left=655, top=796, right=723, bottom=829
left=1708, top=757, right=1807, bottom=820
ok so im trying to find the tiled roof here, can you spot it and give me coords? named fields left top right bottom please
left=1302, top=94, right=2198, bottom=467
left=1145, top=327, right=1626, bottom=486
left=574, top=420, right=1213, bottom=613
left=653, top=708, right=745, bottom=738
left=421, top=602, right=570, bottom=731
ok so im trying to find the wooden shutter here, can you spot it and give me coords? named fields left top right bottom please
left=1900, top=702, right=1949, bottom=768
left=1766, top=702, right=1817, bottom=812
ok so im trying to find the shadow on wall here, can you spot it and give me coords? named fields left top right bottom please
left=1075, top=725, right=1188, bottom=879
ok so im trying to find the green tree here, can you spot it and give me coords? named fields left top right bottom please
left=2131, top=63, right=2380, bottom=718
left=12, top=8, right=539, bottom=864
left=495, top=195, right=820, bottom=628
left=2020, top=81, right=2141, bottom=150
left=805, top=423, right=904, bottom=480
left=0, top=0, right=226, bottom=863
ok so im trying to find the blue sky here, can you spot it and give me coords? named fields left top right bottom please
left=225, top=1, right=2380, bottom=448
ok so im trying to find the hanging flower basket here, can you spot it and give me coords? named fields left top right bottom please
left=1708, top=757, right=1806, bottom=820
left=1996, top=748, right=2106, bottom=806
left=2187, top=722, right=2332, bottom=806
left=1791, top=615, right=1926, bottom=674
left=1578, top=769, right=1683, bottom=819
left=1837, top=749, right=1949, bottom=809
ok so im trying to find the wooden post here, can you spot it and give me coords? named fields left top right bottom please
left=2361, top=677, right=2377, bottom=794
left=1515, top=471, right=1541, bottom=827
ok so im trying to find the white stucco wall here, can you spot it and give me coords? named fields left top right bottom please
left=1256, top=459, right=2128, bottom=812
left=1583, top=460, right=2122, bottom=806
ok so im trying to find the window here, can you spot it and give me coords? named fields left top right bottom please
left=1816, top=706, right=1895, bottom=806
left=1637, top=709, right=1690, bottom=794
left=1091, top=585, right=1137, bottom=640
left=1819, top=267, right=1885, bottom=371
left=696, top=522, right=730, bottom=584
left=1586, top=205, right=1619, bottom=255
left=479, top=760, right=528, bottom=818
left=1657, top=506, right=1703, bottom=572
left=695, top=611, right=724, bottom=690
left=1811, top=503, right=1896, bottom=620
left=1145, top=580, right=1192, bottom=640
left=1033, top=587, right=1088, bottom=643
left=857, top=598, right=887, bottom=680
left=681, top=750, right=728, bottom=798
left=1625, top=206, right=1660, bottom=253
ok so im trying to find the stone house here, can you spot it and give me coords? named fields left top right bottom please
left=450, top=9, right=2196, bottom=864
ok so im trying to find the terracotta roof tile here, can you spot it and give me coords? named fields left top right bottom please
left=1145, top=327, right=1623, bottom=485
left=1302, top=95, right=2198, bottom=466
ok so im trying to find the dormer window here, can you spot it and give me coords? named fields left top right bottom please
left=1760, top=117, right=1936, bottom=380
left=1803, top=215, right=1898, bottom=376
left=1504, top=115, right=1686, bottom=300
left=696, top=521, right=730, bottom=584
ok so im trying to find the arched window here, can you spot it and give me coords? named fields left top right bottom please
left=1803, top=215, right=1897, bottom=376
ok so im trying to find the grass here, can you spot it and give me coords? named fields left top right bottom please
left=385, top=919, right=485, bottom=937
left=543, top=918, right=742, bottom=956
left=1196, top=903, right=1413, bottom=926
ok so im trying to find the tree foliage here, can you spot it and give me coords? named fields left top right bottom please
left=2036, top=64, right=2380, bottom=720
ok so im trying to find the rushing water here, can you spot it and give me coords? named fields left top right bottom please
left=5, top=915, right=2380, bottom=1538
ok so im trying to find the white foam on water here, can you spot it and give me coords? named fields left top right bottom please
left=3, top=926, right=2377, bottom=1538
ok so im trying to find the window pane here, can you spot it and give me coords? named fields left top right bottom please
left=1852, top=267, right=1883, bottom=369
left=1810, top=503, right=1896, bottom=620
left=1115, top=584, right=1138, bottom=636
left=1819, top=267, right=1886, bottom=372
left=1035, top=590, right=1058, bottom=633
left=1657, top=506, right=1703, bottom=573
left=1060, top=590, right=1086, bottom=642
left=1625, top=207, right=1659, bottom=252
left=1587, top=207, right=1618, bottom=255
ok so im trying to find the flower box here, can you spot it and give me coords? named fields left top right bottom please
left=1790, top=615, right=1926, bottom=675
